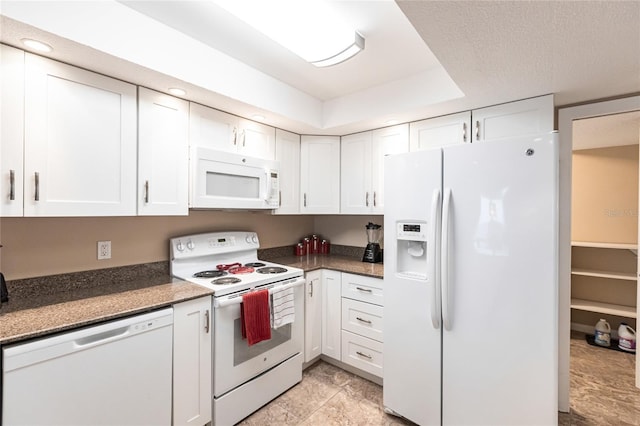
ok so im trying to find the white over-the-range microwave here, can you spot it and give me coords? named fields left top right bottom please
left=190, top=147, right=280, bottom=210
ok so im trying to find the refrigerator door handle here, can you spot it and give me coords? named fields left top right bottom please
left=441, top=187, right=452, bottom=330
left=429, top=188, right=442, bottom=329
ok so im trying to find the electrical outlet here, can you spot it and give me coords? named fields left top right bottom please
left=97, top=241, right=111, bottom=260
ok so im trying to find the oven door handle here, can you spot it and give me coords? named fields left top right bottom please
left=213, top=276, right=306, bottom=308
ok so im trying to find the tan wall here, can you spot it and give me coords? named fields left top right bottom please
left=571, top=145, right=638, bottom=244
left=313, top=215, right=384, bottom=248
left=0, top=211, right=314, bottom=280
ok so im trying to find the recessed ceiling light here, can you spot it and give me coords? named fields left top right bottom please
left=21, top=38, right=53, bottom=53
left=168, top=87, right=187, bottom=96
left=252, top=114, right=266, bottom=121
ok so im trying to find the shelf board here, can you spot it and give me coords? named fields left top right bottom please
left=570, top=298, right=637, bottom=318
left=571, top=268, right=637, bottom=281
left=571, top=241, right=638, bottom=250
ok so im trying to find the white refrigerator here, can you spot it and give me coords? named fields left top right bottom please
left=383, top=134, right=558, bottom=425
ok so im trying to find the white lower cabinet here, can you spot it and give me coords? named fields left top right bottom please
left=321, top=269, right=342, bottom=359
left=304, top=270, right=322, bottom=362
left=173, top=296, right=212, bottom=426
left=340, top=273, right=384, bottom=378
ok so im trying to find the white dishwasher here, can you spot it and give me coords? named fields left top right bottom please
left=2, top=308, right=174, bottom=426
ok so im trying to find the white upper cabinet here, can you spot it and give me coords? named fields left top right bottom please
left=1, top=45, right=25, bottom=217
left=471, top=94, right=554, bottom=142
left=189, top=103, right=275, bottom=160
left=410, top=111, right=472, bottom=151
left=273, top=129, right=300, bottom=214
left=341, top=124, right=408, bottom=214
left=300, top=135, right=340, bottom=214
left=340, top=131, right=372, bottom=214
left=137, top=88, right=189, bottom=216
left=23, top=53, right=137, bottom=217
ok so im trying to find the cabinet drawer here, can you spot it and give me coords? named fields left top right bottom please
left=341, top=330, right=383, bottom=378
left=341, top=273, right=383, bottom=306
left=341, top=298, right=383, bottom=343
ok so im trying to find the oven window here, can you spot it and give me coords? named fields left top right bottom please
left=206, top=172, right=259, bottom=199
left=233, top=319, right=292, bottom=366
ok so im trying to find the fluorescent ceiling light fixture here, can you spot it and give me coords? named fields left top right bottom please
left=213, top=0, right=364, bottom=67
left=21, top=38, right=53, bottom=52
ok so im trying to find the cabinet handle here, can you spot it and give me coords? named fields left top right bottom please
left=144, top=180, right=149, bottom=204
left=9, top=169, right=15, bottom=201
left=373, top=192, right=377, bottom=207
left=304, top=193, right=307, bottom=207
left=475, top=120, right=480, bottom=142
left=462, top=122, right=467, bottom=142
left=309, top=282, right=313, bottom=297
left=233, top=127, right=237, bottom=145
left=279, top=190, right=282, bottom=207
left=366, top=191, right=369, bottom=207
left=242, top=130, right=246, bottom=147
left=204, top=309, right=210, bottom=334
left=356, top=351, right=372, bottom=360
left=356, top=286, right=372, bottom=293
left=34, top=172, right=40, bottom=202
left=356, top=317, right=372, bottom=324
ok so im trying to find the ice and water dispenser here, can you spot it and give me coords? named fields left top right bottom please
left=395, top=221, right=428, bottom=280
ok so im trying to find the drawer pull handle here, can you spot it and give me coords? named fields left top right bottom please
left=356, top=351, right=372, bottom=360
left=204, top=310, right=210, bottom=334
left=9, top=169, right=15, bottom=201
left=355, top=287, right=372, bottom=293
left=356, top=317, right=372, bottom=324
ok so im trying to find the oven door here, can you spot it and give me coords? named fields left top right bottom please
left=213, top=277, right=304, bottom=397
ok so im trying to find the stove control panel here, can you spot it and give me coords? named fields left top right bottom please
left=170, top=231, right=260, bottom=259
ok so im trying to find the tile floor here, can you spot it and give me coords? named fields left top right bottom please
left=240, top=331, right=638, bottom=425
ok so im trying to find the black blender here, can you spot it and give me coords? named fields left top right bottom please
left=362, top=222, right=383, bottom=263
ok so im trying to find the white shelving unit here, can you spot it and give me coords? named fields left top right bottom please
left=570, top=241, right=638, bottom=319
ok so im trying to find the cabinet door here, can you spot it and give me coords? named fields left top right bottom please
left=300, top=136, right=340, bottom=214
left=238, top=119, right=276, bottom=160
left=371, top=124, right=409, bottom=214
left=189, top=102, right=239, bottom=152
left=340, top=131, right=372, bottom=214
left=274, top=129, right=300, bottom=214
left=138, top=88, right=189, bottom=216
left=472, top=94, right=554, bottom=142
left=0, top=45, right=24, bottom=217
left=409, top=111, right=471, bottom=151
left=23, top=54, right=137, bottom=216
left=173, top=296, right=212, bottom=426
left=305, top=270, right=322, bottom=362
left=322, top=269, right=342, bottom=360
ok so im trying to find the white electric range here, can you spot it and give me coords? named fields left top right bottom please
left=169, top=231, right=305, bottom=426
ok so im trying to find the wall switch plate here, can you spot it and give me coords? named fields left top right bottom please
left=97, top=241, right=111, bottom=260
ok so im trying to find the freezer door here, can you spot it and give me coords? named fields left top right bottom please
left=383, top=148, right=443, bottom=426
left=441, top=134, right=558, bottom=425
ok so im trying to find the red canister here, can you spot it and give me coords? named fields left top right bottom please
left=311, top=234, right=320, bottom=254
left=320, top=239, right=330, bottom=254
left=302, top=237, right=311, bottom=255
left=295, top=242, right=306, bottom=256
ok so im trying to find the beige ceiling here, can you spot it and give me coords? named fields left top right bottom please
left=1, top=0, right=639, bottom=136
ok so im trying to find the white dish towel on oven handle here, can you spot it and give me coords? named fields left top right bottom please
left=271, top=286, right=295, bottom=329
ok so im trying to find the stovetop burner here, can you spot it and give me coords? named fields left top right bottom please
left=213, top=277, right=242, bottom=285
left=257, top=266, right=288, bottom=274
left=244, top=262, right=266, bottom=267
left=193, top=270, right=227, bottom=278
left=229, top=266, right=255, bottom=274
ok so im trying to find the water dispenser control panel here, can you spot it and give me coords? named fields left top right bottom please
left=397, top=222, right=427, bottom=241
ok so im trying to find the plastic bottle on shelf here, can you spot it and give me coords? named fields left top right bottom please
left=594, top=319, right=611, bottom=347
left=617, top=323, right=636, bottom=353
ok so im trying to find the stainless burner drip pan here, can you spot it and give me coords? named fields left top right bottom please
left=256, top=267, right=288, bottom=274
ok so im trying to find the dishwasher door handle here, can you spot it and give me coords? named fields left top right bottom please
left=74, top=326, right=130, bottom=347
